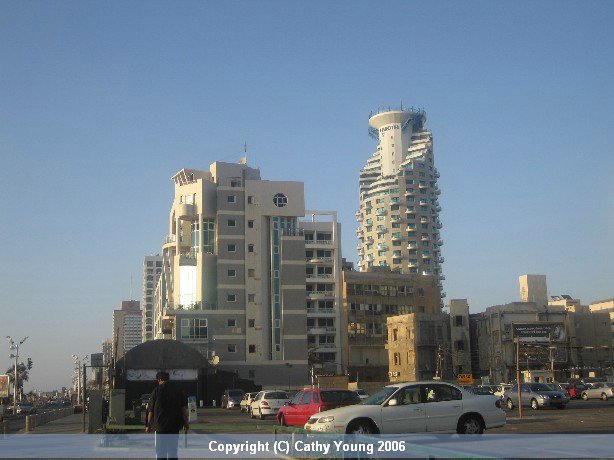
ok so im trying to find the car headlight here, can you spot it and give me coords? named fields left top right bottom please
left=318, top=416, right=334, bottom=423
left=539, top=394, right=550, bottom=399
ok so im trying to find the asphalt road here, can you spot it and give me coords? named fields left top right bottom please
left=201, top=399, right=614, bottom=434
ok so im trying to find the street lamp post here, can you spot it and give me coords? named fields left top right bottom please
left=6, top=336, right=28, bottom=415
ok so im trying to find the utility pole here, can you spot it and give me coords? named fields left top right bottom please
left=6, top=336, right=28, bottom=415
left=82, top=363, right=86, bottom=433
left=549, top=334, right=555, bottom=383
left=516, top=338, right=522, bottom=419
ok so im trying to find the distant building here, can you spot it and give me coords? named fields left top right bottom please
left=112, top=301, right=142, bottom=360
left=549, top=295, right=588, bottom=313
left=589, top=299, right=614, bottom=356
left=519, top=274, right=548, bottom=307
left=342, top=267, right=441, bottom=382
left=448, top=299, right=472, bottom=376
left=142, top=255, right=163, bottom=342
left=386, top=313, right=450, bottom=382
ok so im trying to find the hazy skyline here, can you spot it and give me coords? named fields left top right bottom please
left=1, top=1, right=613, bottom=390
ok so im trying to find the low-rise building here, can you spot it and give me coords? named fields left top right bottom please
left=448, top=299, right=472, bottom=376
left=386, top=313, right=450, bottom=382
left=343, top=267, right=441, bottom=382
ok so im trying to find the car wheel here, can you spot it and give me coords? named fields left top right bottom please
left=347, top=420, right=373, bottom=435
left=582, top=393, right=588, bottom=401
left=601, top=393, right=608, bottom=401
left=530, top=398, right=539, bottom=410
left=457, top=415, right=484, bottom=434
left=506, top=398, right=514, bottom=410
left=279, top=414, right=287, bottom=427
left=258, top=408, right=264, bottom=420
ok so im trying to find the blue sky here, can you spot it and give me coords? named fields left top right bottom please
left=1, top=1, right=613, bottom=390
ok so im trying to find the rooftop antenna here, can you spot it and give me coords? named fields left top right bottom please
left=239, top=142, right=248, bottom=165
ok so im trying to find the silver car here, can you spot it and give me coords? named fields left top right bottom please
left=580, top=382, right=614, bottom=401
left=504, top=383, right=569, bottom=410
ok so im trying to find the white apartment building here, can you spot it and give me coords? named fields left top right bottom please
left=298, top=211, right=345, bottom=374
left=153, top=161, right=308, bottom=386
left=356, top=107, right=444, bottom=297
left=142, top=255, right=163, bottom=342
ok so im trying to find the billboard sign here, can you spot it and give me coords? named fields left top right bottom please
left=0, top=375, right=9, bottom=398
left=90, top=353, right=104, bottom=367
left=518, top=344, right=568, bottom=363
left=513, top=323, right=565, bottom=343
left=457, top=374, right=474, bottom=385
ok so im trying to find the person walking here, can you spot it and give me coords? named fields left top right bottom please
left=146, top=371, right=189, bottom=460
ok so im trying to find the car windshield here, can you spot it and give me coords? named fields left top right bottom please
left=361, top=386, right=397, bottom=405
left=265, top=392, right=288, bottom=399
left=228, top=390, right=244, bottom=396
left=320, top=391, right=360, bottom=403
left=529, top=383, right=555, bottom=392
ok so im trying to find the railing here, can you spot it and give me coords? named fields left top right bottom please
left=307, top=291, right=334, bottom=297
left=306, top=274, right=333, bottom=279
left=307, top=307, right=337, bottom=314
left=163, top=235, right=176, bottom=245
left=306, top=239, right=333, bottom=245
left=179, top=252, right=197, bottom=260
left=306, top=257, right=334, bottom=263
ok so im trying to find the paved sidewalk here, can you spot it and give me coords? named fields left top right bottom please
left=18, top=413, right=87, bottom=434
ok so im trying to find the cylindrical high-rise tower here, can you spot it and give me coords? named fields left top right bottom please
left=356, top=107, right=444, bottom=294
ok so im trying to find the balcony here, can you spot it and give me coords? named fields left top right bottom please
left=391, top=234, right=402, bottom=241
left=390, top=215, right=401, bottom=222
left=377, top=243, right=388, bottom=250
left=408, top=262, right=419, bottom=268
left=407, top=243, right=417, bottom=249
left=163, top=235, right=177, bottom=246
left=419, top=183, right=427, bottom=189
left=441, top=292, right=447, bottom=298
left=419, top=200, right=429, bottom=206
left=306, top=273, right=334, bottom=282
left=377, top=228, right=388, bottom=234
left=434, top=170, right=441, bottom=178
left=405, top=209, right=415, bottom=215
left=435, top=222, right=443, bottom=229
left=405, top=190, right=415, bottom=196
left=306, top=239, right=334, bottom=248
left=438, top=257, right=445, bottom=263
left=421, top=235, right=430, bottom=241
left=177, top=203, right=197, bottom=220
left=307, top=257, right=334, bottom=264
left=420, top=217, right=429, bottom=223
left=436, top=239, right=444, bottom=246
left=435, top=188, right=441, bottom=195
left=307, top=307, right=337, bottom=315
left=366, top=254, right=374, bottom=261
left=307, top=291, right=334, bottom=300
left=439, top=274, right=446, bottom=280
left=366, top=236, right=374, bottom=243
left=357, top=214, right=364, bottom=222
left=357, top=232, right=364, bottom=239
left=422, top=253, right=431, bottom=259
left=308, top=327, right=327, bottom=334
left=375, top=209, right=387, bottom=216
left=355, top=210, right=361, bottom=217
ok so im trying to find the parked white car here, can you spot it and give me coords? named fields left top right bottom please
left=494, top=384, right=511, bottom=399
left=580, top=382, right=614, bottom=401
left=250, top=390, right=291, bottom=420
left=354, top=389, right=369, bottom=400
left=240, top=392, right=257, bottom=413
left=304, top=381, right=506, bottom=434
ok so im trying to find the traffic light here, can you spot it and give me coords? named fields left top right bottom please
left=27, top=357, right=33, bottom=370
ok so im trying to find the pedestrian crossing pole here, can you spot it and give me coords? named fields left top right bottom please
left=515, top=338, right=522, bottom=419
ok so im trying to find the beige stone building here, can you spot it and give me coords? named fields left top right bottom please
left=112, top=300, right=141, bottom=360
left=448, top=299, right=472, bottom=376
left=386, top=313, right=449, bottom=382
left=342, top=267, right=441, bottom=382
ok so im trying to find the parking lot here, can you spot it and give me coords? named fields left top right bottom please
left=197, top=398, right=614, bottom=434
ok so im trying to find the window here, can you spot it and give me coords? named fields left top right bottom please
left=180, top=318, right=207, bottom=340
left=273, top=193, right=288, bottom=207
left=227, top=294, right=237, bottom=302
left=227, top=319, right=236, bottom=327
left=248, top=269, right=255, bottom=278
left=230, top=179, right=241, bottom=187
left=394, top=386, right=422, bottom=405
left=248, top=319, right=255, bottom=328
left=455, top=315, right=463, bottom=327
left=300, top=392, right=312, bottom=405
left=455, top=340, right=465, bottom=351
left=227, top=244, right=236, bottom=252
left=248, top=345, right=256, bottom=353
left=228, top=219, right=236, bottom=227
left=248, top=244, right=254, bottom=253
left=247, top=196, right=254, bottom=204
left=248, top=294, right=255, bottom=302
left=228, top=344, right=237, bottom=353
left=228, top=269, right=236, bottom=277
left=423, top=384, right=462, bottom=402
left=227, top=195, right=236, bottom=203
left=248, top=220, right=254, bottom=228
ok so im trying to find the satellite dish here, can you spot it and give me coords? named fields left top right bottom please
left=209, top=356, right=220, bottom=365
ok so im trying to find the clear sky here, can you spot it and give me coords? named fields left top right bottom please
left=1, top=1, right=613, bottom=391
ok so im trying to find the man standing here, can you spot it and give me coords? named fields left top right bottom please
left=146, top=371, right=189, bottom=460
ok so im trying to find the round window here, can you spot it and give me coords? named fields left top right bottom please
left=273, top=193, right=288, bottom=207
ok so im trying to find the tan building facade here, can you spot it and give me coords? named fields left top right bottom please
left=386, top=313, right=450, bottom=382
left=519, top=274, right=548, bottom=307
left=112, top=300, right=141, bottom=360
left=342, top=268, right=441, bottom=382
left=448, top=299, right=472, bottom=376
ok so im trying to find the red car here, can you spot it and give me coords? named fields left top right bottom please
left=276, top=388, right=361, bottom=427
